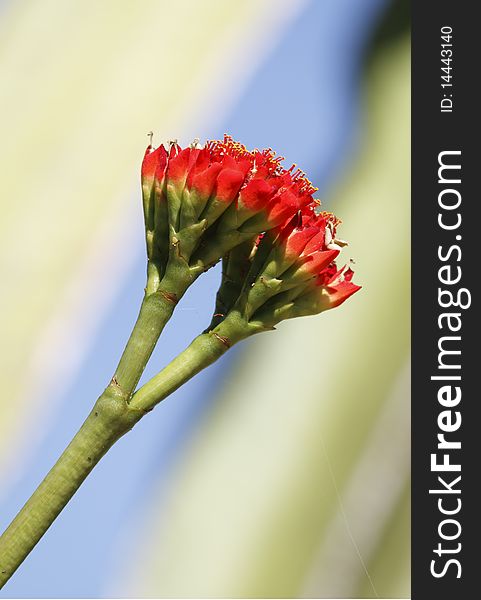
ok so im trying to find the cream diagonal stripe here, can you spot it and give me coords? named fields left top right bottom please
left=0, top=0, right=308, bottom=489
left=300, top=361, right=410, bottom=599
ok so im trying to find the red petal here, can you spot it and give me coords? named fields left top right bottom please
left=190, top=163, right=223, bottom=198
left=303, top=227, right=327, bottom=254
left=167, top=147, right=192, bottom=182
left=267, top=187, right=308, bottom=226
left=214, top=168, right=246, bottom=203
left=141, top=145, right=168, bottom=180
left=302, top=249, right=340, bottom=274
left=285, top=226, right=319, bottom=256
left=238, top=179, right=274, bottom=211
left=324, top=280, right=362, bottom=308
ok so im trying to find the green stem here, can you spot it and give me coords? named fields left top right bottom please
left=0, top=262, right=187, bottom=588
left=0, top=389, right=143, bottom=588
left=113, top=261, right=184, bottom=396
left=208, top=242, right=253, bottom=330
left=130, top=312, right=255, bottom=414
left=0, top=310, right=250, bottom=587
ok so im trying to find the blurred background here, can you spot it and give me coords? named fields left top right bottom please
left=0, top=0, right=410, bottom=598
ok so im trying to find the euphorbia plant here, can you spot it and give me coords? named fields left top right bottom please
left=0, top=136, right=360, bottom=588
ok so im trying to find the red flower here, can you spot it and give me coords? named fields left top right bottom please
left=140, top=135, right=360, bottom=315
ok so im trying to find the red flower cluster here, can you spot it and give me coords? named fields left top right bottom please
left=141, top=134, right=360, bottom=318
left=142, top=135, right=316, bottom=241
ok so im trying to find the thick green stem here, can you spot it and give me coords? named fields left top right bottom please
left=0, top=263, right=188, bottom=588
left=0, top=389, right=143, bottom=588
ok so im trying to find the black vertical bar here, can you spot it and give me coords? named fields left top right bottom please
left=412, top=2, right=478, bottom=598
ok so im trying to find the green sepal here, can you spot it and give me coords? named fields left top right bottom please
left=249, top=284, right=325, bottom=327
left=237, top=210, right=269, bottom=234
left=243, top=276, right=283, bottom=319
left=142, top=177, right=155, bottom=233
left=178, top=187, right=197, bottom=231
left=199, top=196, right=234, bottom=229
left=172, top=219, right=208, bottom=262
left=166, top=180, right=184, bottom=232
left=190, top=229, right=255, bottom=269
